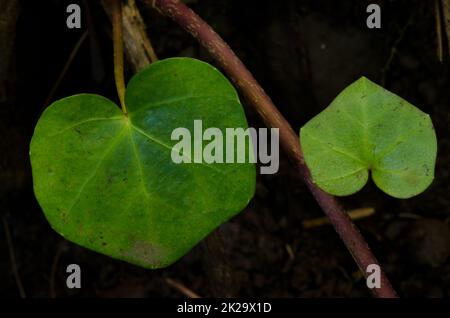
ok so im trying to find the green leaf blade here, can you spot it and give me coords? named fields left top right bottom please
left=30, top=58, right=255, bottom=269
left=300, top=77, right=437, bottom=199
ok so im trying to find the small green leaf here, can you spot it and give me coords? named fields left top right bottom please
left=30, top=57, right=255, bottom=268
left=300, top=77, right=437, bottom=199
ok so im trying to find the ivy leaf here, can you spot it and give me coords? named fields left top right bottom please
left=300, top=77, right=437, bottom=199
left=30, top=58, right=255, bottom=268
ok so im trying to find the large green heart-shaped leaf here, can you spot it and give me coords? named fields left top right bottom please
left=300, top=77, right=437, bottom=199
left=30, top=57, right=255, bottom=268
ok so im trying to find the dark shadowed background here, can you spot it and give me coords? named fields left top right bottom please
left=1, top=0, right=449, bottom=297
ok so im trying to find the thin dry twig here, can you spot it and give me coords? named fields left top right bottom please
left=436, top=0, right=444, bottom=62
left=43, top=30, right=88, bottom=107
left=102, top=0, right=159, bottom=72
left=84, top=0, right=106, bottom=83
left=381, top=11, right=415, bottom=85
left=3, top=217, right=26, bottom=298
left=123, top=0, right=158, bottom=63
left=303, top=208, right=376, bottom=229
left=166, top=278, right=201, bottom=298
left=442, top=0, right=450, bottom=58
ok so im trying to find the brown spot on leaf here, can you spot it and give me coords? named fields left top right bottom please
left=122, top=240, right=166, bottom=268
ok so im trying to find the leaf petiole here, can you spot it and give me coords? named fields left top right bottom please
left=112, top=0, right=127, bottom=115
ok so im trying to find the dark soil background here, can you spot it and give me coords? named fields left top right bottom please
left=1, top=0, right=449, bottom=297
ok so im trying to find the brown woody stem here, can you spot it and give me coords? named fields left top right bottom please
left=150, top=0, right=398, bottom=298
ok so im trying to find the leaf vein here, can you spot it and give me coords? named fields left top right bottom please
left=129, top=128, right=151, bottom=199
left=65, top=125, right=128, bottom=215
left=129, top=95, right=239, bottom=117
left=130, top=124, right=223, bottom=174
left=49, top=117, right=124, bottom=137
left=305, top=133, right=366, bottom=165
left=317, top=167, right=366, bottom=183
left=375, top=128, right=425, bottom=160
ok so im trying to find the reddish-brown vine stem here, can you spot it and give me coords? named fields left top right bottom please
left=149, top=0, right=398, bottom=298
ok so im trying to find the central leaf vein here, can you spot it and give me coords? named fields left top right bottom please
left=130, top=124, right=223, bottom=174
left=128, top=128, right=151, bottom=199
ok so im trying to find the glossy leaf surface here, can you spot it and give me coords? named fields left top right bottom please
left=30, top=58, right=255, bottom=268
